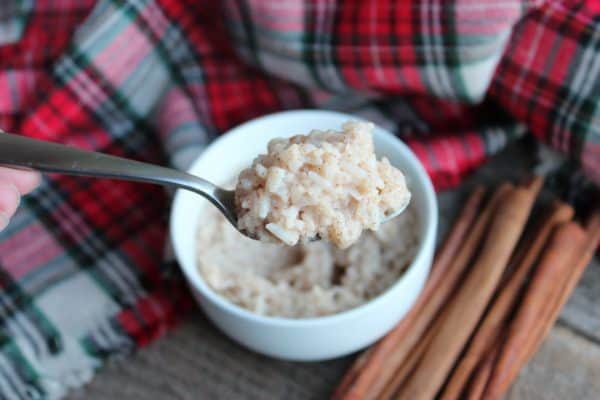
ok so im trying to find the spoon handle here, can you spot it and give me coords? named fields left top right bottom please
left=0, top=131, right=216, bottom=194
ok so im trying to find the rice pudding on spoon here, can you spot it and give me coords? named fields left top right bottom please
left=235, top=121, right=411, bottom=248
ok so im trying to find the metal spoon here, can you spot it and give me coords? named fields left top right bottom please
left=0, top=131, right=407, bottom=241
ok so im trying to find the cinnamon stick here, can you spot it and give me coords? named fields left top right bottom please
left=484, top=222, right=589, bottom=399
left=376, top=323, right=436, bottom=400
left=530, top=213, right=600, bottom=363
left=333, top=347, right=372, bottom=398
left=520, top=175, right=544, bottom=197
left=332, top=186, right=486, bottom=400
left=464, top=345, right=499, bottom=400
left=395, top=186, right=538, bottom=400
left=521, top=213, right=600, bottom=365
left=439, top=201, right=574, bottom=400
left=362, top=185, right=511, bottom=400
left=351, top=184, right=511, bottom=400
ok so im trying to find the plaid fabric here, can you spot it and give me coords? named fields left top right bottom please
left=0, top=0, right=597, bottom=398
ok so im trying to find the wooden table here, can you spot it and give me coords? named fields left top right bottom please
left=68, top=141, right=600, bottom=400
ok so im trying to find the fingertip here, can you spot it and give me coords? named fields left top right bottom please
left=0, top=168, right=41, bottom=195
left=0, top=212, right=9, bottom=231
left=18, top=170, right=41, bottom=194
left=0, top=180, right=20, bottom=216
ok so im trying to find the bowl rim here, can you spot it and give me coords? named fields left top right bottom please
left=170, top=109, right=438, bottom=327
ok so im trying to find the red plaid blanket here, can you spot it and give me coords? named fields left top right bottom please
left=0, top=1, right=598, bottom=398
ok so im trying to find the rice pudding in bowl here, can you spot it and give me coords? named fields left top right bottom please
left=170, top=110, right=437, bottom=361
left=198, top=202, right=418, bottom=318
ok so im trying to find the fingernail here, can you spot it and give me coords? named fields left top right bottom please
left=0, top=212, right=10, bottom=231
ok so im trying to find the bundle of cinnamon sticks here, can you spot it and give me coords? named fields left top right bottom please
left=333, top=177, right=600, bottom=400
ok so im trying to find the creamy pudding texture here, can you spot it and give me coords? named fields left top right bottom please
left=235, top=121, right=411, bottom=248
left=196, top=204, right=419, bottom=318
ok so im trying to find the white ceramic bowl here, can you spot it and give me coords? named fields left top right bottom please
left=170, top=110, right=437, bottom=361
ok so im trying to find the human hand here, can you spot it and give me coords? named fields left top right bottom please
left=0, top=167, right=41, bottom=230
